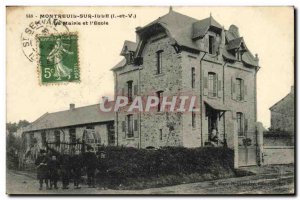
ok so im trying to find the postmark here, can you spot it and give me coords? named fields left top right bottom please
left=21, top=18, right=69, bottom=63
left=37, top=33, right=80, bottom=84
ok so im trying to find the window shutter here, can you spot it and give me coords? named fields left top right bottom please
left=243, top=80, right=247, bottom=101
left=204, top=37, right=209, bottom=52
left=203, top=70, right=208, bottom=96
left=217, top=74, right=222, bottom=98
left=244, top=115, right=248, bottom=133
left=212, top=37, right=217, bottom=54
left=231, top=77, right=236, bottom=100
left=134, top=119, right=138, bottom=131
left=134, top=85, right=138, bottom=95
left=134, top=119, right=138, bottom=137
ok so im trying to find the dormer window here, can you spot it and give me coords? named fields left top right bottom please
left=235, top=50, right=241, bottom=61
left=209, top=35, right=215, bottom=54
left=125, top=51, right=134, bottom=64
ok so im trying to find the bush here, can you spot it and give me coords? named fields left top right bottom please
left=95, top=146, right=234, bottom=188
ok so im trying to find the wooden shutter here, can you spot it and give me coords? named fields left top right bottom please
left=212, top=37, right=217, bottom=54
left=203, top=70, right=208, bottom=96
left=217, top=74, right=222, bottom=98
left=244, top=115, right=248, bottom=133
left=204, top=37, right=209, bottom=52
left=134, top=85, right=138, bottom=95
left=134, top=119, right=138, bottom=131
left=231, top=77, right=236, bottom=100
left=134, top=119, right=139, bottom=137
left=243, top=80, right=247, bottom=101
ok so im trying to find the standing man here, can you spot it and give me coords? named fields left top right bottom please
left=47, top=154, right=60, bottom=189
left=71, top=149, right=83, bottom=189
left=60, top=150, right=71, bottom=189
left=84, top=146, right=97, bottom=188
left=35, top=149, right=49, bottom=190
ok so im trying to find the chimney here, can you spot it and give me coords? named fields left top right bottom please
left=70, top=103, right=75, bottom=110
left=228, top=24, right=240, bottom=37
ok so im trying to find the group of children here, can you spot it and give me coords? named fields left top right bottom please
left=35, top=147, right=97, bottom=190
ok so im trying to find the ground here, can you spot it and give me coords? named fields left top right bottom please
left=6, top=164, right=294, bottom=195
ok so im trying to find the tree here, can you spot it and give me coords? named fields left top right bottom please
left=6, top=120, right=30, bottom=170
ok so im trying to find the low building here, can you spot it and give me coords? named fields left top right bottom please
left=21, top=103, right=114, bottom=166
left=269, top=86, right=294, bottom=133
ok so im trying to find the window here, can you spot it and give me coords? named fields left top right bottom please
left=156, top=91, right=163, bottom=112
left=156, top=50, right=163, bottom=74
left=127, top=81, right=133, bottom=102
left=192, top=108, right=196, bottom=128
left=54, top=130, right=60, bottom=146
left=236, top=50, right=241, bottom=61
left=159, top=129, right=163, bottom=140
left=127, top=115, right=134, bottom=138
left=209, top=35, right=215, bottom=54
left=191, top=67, right=195, bottom=88
left=237, top=112, right=244, bottom=136
left=236, top=78, right=243, bottom=101
left=41, top=131, right=46, bottom=145
left=208, top=72, right=217, bottom=97
left=69, top=128, right=76, bottom=143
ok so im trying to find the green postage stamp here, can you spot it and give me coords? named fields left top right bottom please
left=37, top=33, right=80, bottom=84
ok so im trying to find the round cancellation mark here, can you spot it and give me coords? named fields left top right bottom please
left=21, top=18, right=70, bottom=62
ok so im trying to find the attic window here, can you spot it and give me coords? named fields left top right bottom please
left=126, top=52, right=134, bottom=64
left=209, top=35, right=215, bottom=54
left=236, top=50, right=241, bottom=61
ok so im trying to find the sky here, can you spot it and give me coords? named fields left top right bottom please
left=6, top=6, right=294, bottom=128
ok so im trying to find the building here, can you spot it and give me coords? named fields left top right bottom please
left=22, top=9, right=260, bottom=167
left=112, top=9, right=260, bottom=166
left=269, top=86, right=294, bottom=133
left=21, top=103, right=114, bottom=166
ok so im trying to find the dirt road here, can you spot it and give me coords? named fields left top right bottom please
left=6, top=165, right=294, bottom=195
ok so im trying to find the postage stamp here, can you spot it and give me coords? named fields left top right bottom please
left=37, top=33, right=80, bottom=84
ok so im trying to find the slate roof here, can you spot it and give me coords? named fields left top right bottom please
left=226, top=37, right=244, bottom=51
left=192, top=16, right=222, bottom=39
left=270, top=88, right=294, bottom=114
left=23, top=103, right=114, bottom=132
left=111, top=58, right=126, bottom=70
left=114, top=9, right=259, bottom=69
left=137, top=10, right=199, bottom=50
left=121, top=40, right=137, bottom=54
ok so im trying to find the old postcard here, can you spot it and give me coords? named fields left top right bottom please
left=6, top=6, right=295, bottom=195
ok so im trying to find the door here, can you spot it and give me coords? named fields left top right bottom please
left=208, top=110, right=218, bottom=140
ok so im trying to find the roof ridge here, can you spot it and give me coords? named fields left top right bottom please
left=45, top=102, right=114, bottom=115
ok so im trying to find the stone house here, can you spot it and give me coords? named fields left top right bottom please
left=111, top=9, right=260, bottom=166
left=269, top=86, right=294, bottom=133
left=21, top=103, right=114, bottom=165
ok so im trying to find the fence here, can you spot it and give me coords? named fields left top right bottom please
left=45, top=139, right=101, bottom=155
